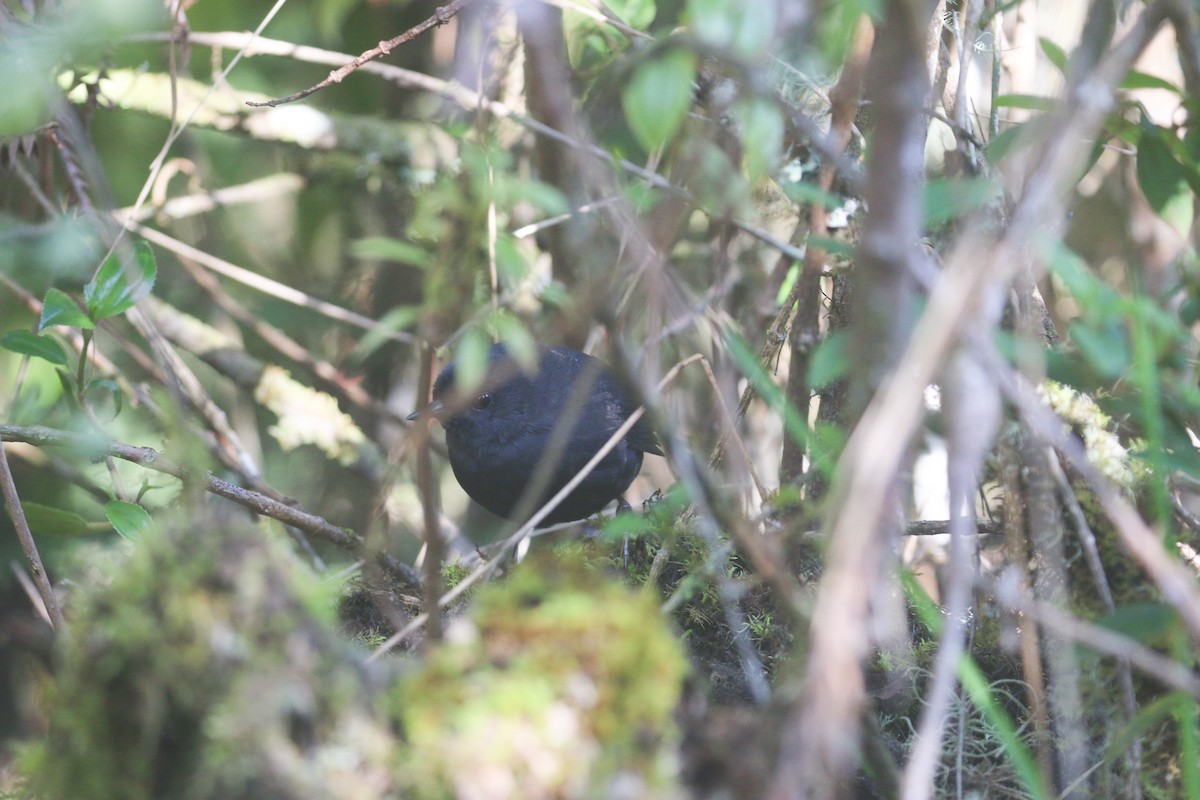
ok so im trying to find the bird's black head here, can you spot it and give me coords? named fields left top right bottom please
left=428, top=343, right=541, bottom=448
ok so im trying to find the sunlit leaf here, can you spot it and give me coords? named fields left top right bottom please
left=0, top=330, right=69, bottom=366
left=621, top=47, right=696, bottom=152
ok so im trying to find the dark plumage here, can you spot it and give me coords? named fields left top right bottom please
left=417, top=343, right=661, bottom=525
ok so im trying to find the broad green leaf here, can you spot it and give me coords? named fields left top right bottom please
left=689, top=0, right=775, bottom=59
left=351, top=237, right=430, bottom=268
left=922, top=177, right=1002, bottom=226
left=806, top=331, right=848, bottom=389
left=489, top=312, right=538, bottom=373
left=806, top=235, right=856, bottom=259
left=453, top=328, right=492, bottom=397
left=1095, top=602, right=1179, bottom=646
left=22, top=502, right=101, bottom=536
left=1038, top=38, right=1067, bottom=72
left=1121, top=70, right=1181, bottom=93
left=0, top=330, right=69, bottom=366
left=1137, top=122, right=1193, bottom=235
left=993, top=94, right=1056, bottom=111
left=985, top=122, right=1030, bottom=165
left=732, top=97, right=784, bottom=181
left=84, top=239, right=157, bottom=321
left=1070, top=322, right=1130, bottom=379
left=105, top=500, right=154, bottom=541
left=39, top=288, right=93, bottom=330
left=621, top=48, right=696, bottom=152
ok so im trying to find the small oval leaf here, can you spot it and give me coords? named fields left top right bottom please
left=105, top=500, right=154, bottom=541
left=85, top=240, right=157, bottom=321
left=0, top=330, right=69, bottom=366
left=39, top=288, right=94, bottom=331
left=621, top=48, right=696, bottom=152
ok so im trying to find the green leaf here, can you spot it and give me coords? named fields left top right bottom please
left=600, top=511, right=656, bottom=540
left=489, top=312, right=538, bottom=373
left=22, top=502, right=101, bottom=536
left=732, top=97, right=784, bottom=181
left=621, top=47, right=696, bottom=152
left=1038, top=38, right=1067, bottom=72
left=453, top=328, right=493, bottom=397
left=806, top=235, right=856, bottom=259
left=84, top=377, right=123, bottom=419
left=806, top=331, right=848, bottom=389
left=0, top=330, right=69, bottom=366
left=1070, top=322, right=1130, bottom=379
left=105, top=500, right=154, bottom=541
left=689, top=0, right=775, bottom=59
left=1137, top=122, right=1193, bottom=235
left=1121, top=70, right=1181, bottom=93
left=350, top=237, right=430, bottom=268
left=993, top=94, right=1056, bottom=111
left=1096, top=602, right=1180, bottom=646
left=84, top=240, right=157, bottom=321
left=39, top=288, right=93, bottom=331
left=351, top=305, right=421, bottom=362
left=922, top=177, right=1002, bottom=226
left=985, top=122, right=1030, bottom=165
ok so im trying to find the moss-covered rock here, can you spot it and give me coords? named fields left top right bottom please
left=17, top=516, right=395, bottom=800
left=389, top=550, right=688, bottom=800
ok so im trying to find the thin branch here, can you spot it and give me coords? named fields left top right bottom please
left=126, top=221, right=416, bottom=345
left=247, top=0, right=467, bottom=108
left=994, top=571, right=1200, bottom=696
left=0, top=442, right=66, bottom=629
left=0, top=424, right=420, bottom=587
left=132, top=31, right=810, bottom=265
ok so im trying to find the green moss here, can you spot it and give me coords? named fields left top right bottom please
left=389, top=550, right=688, bottom=799
left=17, top=517, right=395, bottom=800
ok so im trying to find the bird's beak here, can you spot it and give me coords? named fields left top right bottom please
left=407, top=400, right=446, bottom=422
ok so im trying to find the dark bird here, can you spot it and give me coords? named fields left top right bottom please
left=412, top=343, right=661, bottom=525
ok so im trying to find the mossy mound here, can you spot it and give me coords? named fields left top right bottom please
left=17, top=516, right=395, bottom=800
left=390, top=549, right=689, bottom=800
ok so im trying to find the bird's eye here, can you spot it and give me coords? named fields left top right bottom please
left=473, top=393, right=492, bottom=410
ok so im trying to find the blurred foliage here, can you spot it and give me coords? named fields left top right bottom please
left=3, top=0, right=1200, bottom=797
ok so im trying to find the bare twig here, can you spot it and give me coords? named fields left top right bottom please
left=994, top=571, right=1200, bottom=696
left=126, top=222, right=416, bottom=345
left=247, top=0, right=467, bottom=108
left=0, top=424, right=420, bottom=587
left=0, top=442, right=66, bottom=630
